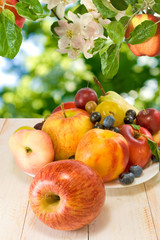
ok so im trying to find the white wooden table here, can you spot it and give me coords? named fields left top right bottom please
left=1, top=118, right=160, bottom=240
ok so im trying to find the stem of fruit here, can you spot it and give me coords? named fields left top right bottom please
left=25, top=146, right=32, bottom=153
left=61, top=103, right=67, bottom=118
left=93, top=77, right=106, bottom=96
left=45, top=194, right=60, bottom=204
left=133, top=132, right=140, bottom=139
left=124, top=3, right=146, bottom=31
left=51, top=9, right=60, bottom=20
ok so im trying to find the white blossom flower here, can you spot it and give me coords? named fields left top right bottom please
left=42, top=0, right=77, bottom=18
left=80, top=0, right=111, bottom=25
left=54, top=11, right=105, bottom=59
left=80, top=0, right=97, bottom=12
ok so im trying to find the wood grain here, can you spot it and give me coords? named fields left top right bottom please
left=0, top=118, right=6, bottom=133
left=144, top=172, right=160, bottom=239
left=89, top=184, right=157, bottom=240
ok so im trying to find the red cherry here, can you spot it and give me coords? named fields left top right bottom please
left=74, top=88, right=97, bottom=109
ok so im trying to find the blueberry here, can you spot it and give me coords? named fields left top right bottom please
left=129, top=165, right=143, bottom=177
left=125, top=109, right=137, bottom=119
left=124, top=115, right=134, bottom=124
left=93, top=123, right=105, bottom=129
left=103, top=115, right=115, bottom=128
left=119, top=172, right=135, bottom=185
left=151, top=155, right=159, bottom=163
left=90, top=112, right=101, bottom=123
left=109, top=127, right=120, bottom=133
left=68, top=155, right=75, bottom=159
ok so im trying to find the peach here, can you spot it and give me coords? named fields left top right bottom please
left=75, top=129, right=129, bottom=182
left=9, top=128, right=54, bottom=176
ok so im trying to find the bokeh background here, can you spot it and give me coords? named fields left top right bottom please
left=0, top=16, right=160, bottom=118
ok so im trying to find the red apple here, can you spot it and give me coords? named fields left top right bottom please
left=74, top=87, right=97, bottom=109
left=119, top=124, right=153, bottom=168
left=52, top=101, right=76, bottom=114
left=29, top=160, right=105, bottom=230
left=75, top=128, right=129, bottom=182
left=42, top=108, right=93, bottom=160
left=125, top=14, right=160, bottom=57
left=9, top=128, right=54, bottom=176
left=0, top=0, right=25, bottom=29
left=136, top=108, right=160, bottom=134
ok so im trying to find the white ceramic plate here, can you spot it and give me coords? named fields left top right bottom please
left=105, top=161, right=159, bottom=189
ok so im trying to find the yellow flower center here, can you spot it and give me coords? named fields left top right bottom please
left=66, top=29, right=74, bottom=39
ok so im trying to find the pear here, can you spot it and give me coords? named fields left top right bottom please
left=98, top=91, right=139, bottom=114
left=93, top=78, right=139, bottom=127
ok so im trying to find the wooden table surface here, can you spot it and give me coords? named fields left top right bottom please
left=1, top=118, right=160, bottom=240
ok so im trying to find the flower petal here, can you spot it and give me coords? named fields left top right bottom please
left=56, top=3, right=65, bottom=18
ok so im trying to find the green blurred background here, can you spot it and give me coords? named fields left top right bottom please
left=0, top=18, right=160, bottom=118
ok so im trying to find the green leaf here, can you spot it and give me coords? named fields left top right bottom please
left=0, top=13, right=22, bottom=59
left=92, top=0, right=117, bottom=18
left=125, top=4, right=133, bottom=16
left=51, top=21, right=59, bottom=39
left=2, top=9, right=15, bottom=23
left=141, top=133, right=160, bottom=170
left=89, top=38, right=107, bottom=55
left=105, top=21, right=125, bottom=44
left=126, top=20, right=157, bottom=44
left=130, top=124, right=140, bottom=131
left=125, top=0, right=138, bottom=4
left=119, top=16, right=130, bottom=26
left=15, top=0, right=47, bottom=21
left=72, top=4, right=88, bottom=15
left=100, top=44, right=120, bottom=79
left=147, top=138, right=160, bottom=168
left=110, top=0, right=128, bottom=10
left=152, top=0, right=160, bottom=14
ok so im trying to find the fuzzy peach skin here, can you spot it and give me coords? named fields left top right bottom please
left=42, top=108, right=93, bottom=160
left=0, top=0, right=25, bottom=28
left=75, top=129, right=129, bottom=183
left=9, top=129, right=54, bottom=175
left=125, top=14, right=160, bottom=57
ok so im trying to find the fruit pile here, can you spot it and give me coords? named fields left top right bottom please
left=9, top=78, right=160, bottom=231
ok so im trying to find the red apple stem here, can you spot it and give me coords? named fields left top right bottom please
left=93, top=77, right=106, bottom=96
left=61, top=103, right=67, bottom=118
left=142, top=106, right=147, bottom=115
left=87, top=80, right=90, bottom=88
left=133, top=132, right=141, bottom=139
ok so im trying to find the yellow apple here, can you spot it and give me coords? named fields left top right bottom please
left=42, top=108, right=93, bottom=160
